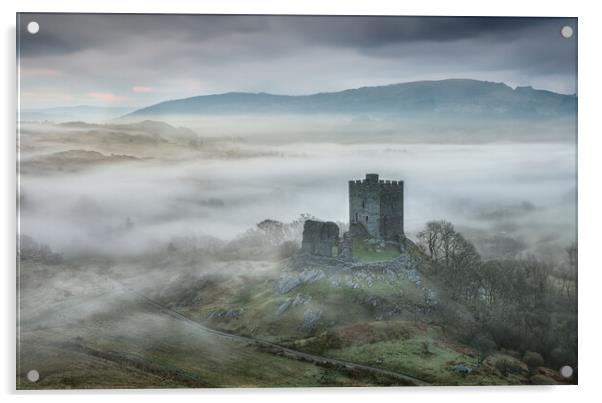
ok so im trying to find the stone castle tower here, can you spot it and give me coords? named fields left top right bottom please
left=349, top=173, right=404, bottom=241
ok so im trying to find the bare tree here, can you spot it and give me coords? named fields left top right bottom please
left=417, top=220, right=481, bottom=302
left=417, top=220, right=456, bottom=268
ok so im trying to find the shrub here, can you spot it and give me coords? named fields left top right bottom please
left=421, top=340, right=432, bottom=356
left=523, top=351, right=545, bottom=369
left=495, top=358, right=524, bottom=376
left=470, top=333, right=497, bottom=365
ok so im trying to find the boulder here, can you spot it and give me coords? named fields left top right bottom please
left=274, top=274, right=302, bottom=294
left=275, top=300, right=292, bottom=316
left=450, top=363, right=473, bottom=375
left=302, top=309, right=322, bottom=330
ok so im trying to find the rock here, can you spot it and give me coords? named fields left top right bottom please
left=284, top=253, right=347, bottom=272
left=275, top=268, right=325, bottom=295
left=275, top=299, right=292, bottom=316
left=299, top=269, right=325, bottom=283
left=450, top=363, right=473, bottom=375
left=226, top=308, right=244, bottom=318
left=302, top=309, right=321, bottom=330
left=207, top=308, right=244, bottom=319
left=275, top=294, right=311, bottom=316
left=423, top=288, right=438, bottom=307
left=275, top=274, right=302, bottom=294
left=292, top=293, right=312, bottom=306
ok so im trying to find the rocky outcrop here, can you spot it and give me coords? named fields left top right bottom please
left=302, top=309, right=322, bottom=330
left=207, top=308, right=245, bottom=319
left=274, top=269, right=325, bottom=294
left=275, top=294, right=313, bottom=316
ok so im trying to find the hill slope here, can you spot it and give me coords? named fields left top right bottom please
left=126, top=79, right=576, bottom=119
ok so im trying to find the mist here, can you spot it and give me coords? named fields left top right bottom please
left=18, top=118, right=576, bottom=262
left=17, top=114, right=578, bottom=388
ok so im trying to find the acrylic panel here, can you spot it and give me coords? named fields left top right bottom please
left=16, top=14, right=577, bottom=389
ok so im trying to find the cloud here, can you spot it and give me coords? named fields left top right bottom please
left=132, top=86, right=154, bottom=93
left=17, top=15, right=572, bottom=56
left=87, top=92, right=128, bottom=102
left=21, top=90, right=73, bottom=102
left=20, top=67, right=62, bottom=77
left=17, top=14, right=577, bottom=108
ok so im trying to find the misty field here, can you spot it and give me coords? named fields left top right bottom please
left=17, top=118, right=577, bottom=388
left=18, top=119, right=576, bottom=260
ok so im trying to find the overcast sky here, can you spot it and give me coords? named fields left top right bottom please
left=17, top=14, right=577, bottom=109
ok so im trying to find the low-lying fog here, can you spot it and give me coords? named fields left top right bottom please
left=18, top=118, right=576, bottom=262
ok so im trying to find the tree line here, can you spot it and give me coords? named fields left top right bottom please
left=417, top=220, right=577, bottom=370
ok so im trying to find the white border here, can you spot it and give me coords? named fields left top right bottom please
left=2, top=1, right=601, bottom=402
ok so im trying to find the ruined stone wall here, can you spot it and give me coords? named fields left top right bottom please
left=301, top=220, right=340, bottom=257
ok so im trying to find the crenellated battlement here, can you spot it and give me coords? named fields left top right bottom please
left=349, top=175, right=403, bottom=189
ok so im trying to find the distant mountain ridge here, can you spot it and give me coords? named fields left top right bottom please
left=125, top=79, right=576, bottom=119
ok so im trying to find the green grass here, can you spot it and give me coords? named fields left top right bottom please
left=17, top=261, right=370, bottom=389
left=199, top=261, right=432, bottom=340
left=322, top=327, right=527, bottom=385
left=327, top=337, right=462, bottom=384
left=352, top=238, right=401, bottom=262
left=17, top=257, right=538, bottom=388
left=18, top=303, right=368, bottom=389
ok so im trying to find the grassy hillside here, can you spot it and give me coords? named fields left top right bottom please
left=17, top=261, right=372, bottom=389
left=18, top=236, right=574, bottom=388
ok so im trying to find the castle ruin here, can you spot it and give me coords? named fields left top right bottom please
left=301, top=173, right=405, bottom=258
left=301, top=220, right=340, bottom=257
left=349, top=173, right=404, bottom=241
